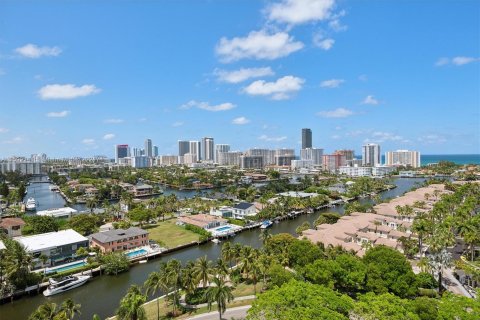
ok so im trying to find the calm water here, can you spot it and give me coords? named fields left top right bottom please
left=3, top=178, right=424, bottom=319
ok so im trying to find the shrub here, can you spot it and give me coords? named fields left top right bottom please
left=185, top=288, right=208, bottom=305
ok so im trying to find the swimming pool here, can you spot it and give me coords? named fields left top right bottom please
left=215, top=226, right=232, bottom=232
left=47, top=261, right=87, bottom=274
left=125, top=248, right=148, bottom=258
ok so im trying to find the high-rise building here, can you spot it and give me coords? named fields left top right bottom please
left=144, top=139, right=153, bottom=158
left=301, top=148, right=324, bottom=165
left=217, top=151, right=241, bottom=166
left=385, top=150, right=421, bottom=168
left=178, top=140, right=190, bottom=157
left=115, top=144, right=130, bottom=163
left=189, top=141, right=201, bottom=161
left=202, top=137, right=215, bottom=161
left=362, top=143, right=381, bottom=166
left=322, top=154, right=347, bottom=172
left=335, top=149, right=355, bottom=161
left=240, top=155, right=263, bottom=169
left=215, top=144, right=230, bottom=163
left=302, top=128, right=312, bottom=149
left=153, top=146, right=159, bottom=157
left=275, top=149, right=295, bottom=166
left=246, top=148, right=275, bottom=166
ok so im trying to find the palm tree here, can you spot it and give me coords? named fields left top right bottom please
left=116, top=285, right=147, bottom=320
left=60, top=298, right=81, bottom=319
left=428, top=249, right=452, bottom=294
left=239, top=246, right=256, bottom=280
left=144, top=272, right=165, bottom=320
left=250, top=262, right=260, bottom=296
left=86, top=197, right=97, bottom=214
left=214, top=258, right=230, bottom=280
left=193, top=256, right=213, bottom=288
left=182, top=261, right=197, bottom=295
left=257, top=253, right=271, bottom=290
left=259, top=229, right=271, bottom=246
left=412, top=214, right=431, bottom=257
left=165, top=259, right=182, bottom=316
left=221, top=242, right=233, bottom=267
left=204, top=276, right=234, bottom=320
left=28, top=303, right=59, bottom=320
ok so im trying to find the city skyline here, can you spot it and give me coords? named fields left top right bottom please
left=0, top=0, right=479, bottom=158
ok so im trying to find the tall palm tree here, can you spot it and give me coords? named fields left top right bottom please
left=116, top=285, right=147, bottom=320
left=257, top=253, right=271, bottom=290
left=193, top=256, right=213, bottom=288
left=215, top=258, right=230, bottom=280
left=428, top=249, right=452, bottom=294
left=60, top=298, right=81, bottom=319
left=165, top=259, right=183, bottom=316
left=86, top=197, right=97, bottom=214
left=259, top=229, right=271, bottom=246
left=144, top=272, right=165, bottom=320
left=182, top=261, right=197, bottom=295
left=204, top=276, right=234, bottom=320
left=412, top=213, right=431, bottom=257
left=28, top=302, right=61, bottom=320
left=239, top=246, right=256, bottom=280
left=221, top=242, right=233, bottom=267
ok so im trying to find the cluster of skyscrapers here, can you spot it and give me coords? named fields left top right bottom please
left=112, top=129, right=420, bottom=172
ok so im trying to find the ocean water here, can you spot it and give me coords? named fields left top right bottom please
left=378, top=154, right=480, bottom=166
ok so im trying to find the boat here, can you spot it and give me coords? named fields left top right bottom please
left=25, top=198, right=37, bottom=211
left=260, top=220, right=273, bottom=229
left=43, top=275, right=90, bottom=296
left=138, top=260, right=148, bottom=264
left=49, top=185, right=60, bottom=192
left=211, top=238, right=221, bottom=244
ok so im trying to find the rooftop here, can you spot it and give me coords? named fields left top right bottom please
left=90, top=227, right=148, bottom=244
left=233, top=202, right=255, bottom=210
left=15, top=229, right=88, bottom=252
left=0, top=217, right=26, bottom=228
left=36, top=207, right=77, bottom=218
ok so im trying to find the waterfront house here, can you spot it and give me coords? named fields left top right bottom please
left=84, top=187, right=99, bottom=198
left=0, top=217, right=26, bottom=237
left=178, top=214, right=227, bottom=230
left=210, top=206, right=234, bottom=218
left=15, top=229, right=88, bottom=268
left=232, top=202, right=257, bottom=220
left=89, top=227, right=149, bottom=253
left=36, top=207, right=78, bottom=219
left=133, top=184, right=153, bottom=196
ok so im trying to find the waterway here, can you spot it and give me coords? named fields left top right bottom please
left=2, top=177, right=425, bottom=319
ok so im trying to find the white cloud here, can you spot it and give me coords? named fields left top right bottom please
left=0, top=128, right=9, bottom=133
left=368, top=131, right=404, bottom=143
left=46, top=110, right=70, bottom=118
left=331, top=134, right=341, bottom=139
left=435, top=56, right=479, bottom=66
left=82, top=138, right=95, bottom=145
left=313, top=33, right=335, bottom=50
left=417, top=134, right=447, bottom=144
left=328, top=18, right=347, bottom=32
left=320, top=78, right=344, bottom=88
left=452, top=56, right=478, bottom=66
left=362, top=95, right=379, bottom=105
left=216, top=30, right=304, bottom=63
left=232, top=117, right=250, bottom=125
left=15, top=44, right=62, bottom=58
left=317, top=107, right=353, bottom=118
left=103, top=133, right=115, bottom=140
left=266, top=0, right=335, bottom=25
left=358, top=74, right=368, bottom=82
left=104, top=118, right=124, bottom=124
left=243, top=75, right=304, bottom=100
left=38, top=84, right=101, bottom=100
left=3, top=136, right=24, bottom=144
left=215, top=67, right=274, bottom=83
left=172, top=121, right=184, bottom=127
left=180, top=100, right=236, bottom=112
left=258, top=134, right=287, bottom=142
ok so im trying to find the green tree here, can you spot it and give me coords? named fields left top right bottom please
left=352, top=292, right=420, bottom=320
left=193, top=256, right=213, bottom=288
left=437, top=292, right=480, bottom=319
left=314, top=212, right=341, bottom=226
left=116, top=285, right=147, bottom=320
left=363, top=245, right=418, bottom=298
left=204, top=276, right=235, bottom=320
left=23, top=216, right=59, bottom=235
left=247, top=280, right=353, bottom=320
left=144, top=272, right=166, bottom=320
left=101, top=252, right=130, bottom=275
left=295, top=221, right=311, bottom=235
left=127, top=207, right=151, bottom=228
left=68, top=214, right=99, bottom=236
left=287, top=239, right=323, bottom=267
left=59, top=298, right=82, bottom=319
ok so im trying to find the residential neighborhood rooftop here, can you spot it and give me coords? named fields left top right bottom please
left=90, top=227, right=148, bottom=244
left=15, top=229, right=88, bottom=252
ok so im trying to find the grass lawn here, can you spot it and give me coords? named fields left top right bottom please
left=145, top=220, right=200, bottom=249
left=176, top=299, right=255, bottom=319
left=232, top=282, right=257, bottom=297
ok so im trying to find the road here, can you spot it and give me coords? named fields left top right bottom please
left=187, top=305, right=251, bottom=320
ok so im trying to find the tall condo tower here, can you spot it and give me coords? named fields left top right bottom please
left=202, top=137, right=215, bottom=161
left=178, top=140, right=190, bottom=157
left=144, top=139, right=153, bottom=158
left=115, top=144, right=130, bottom=163
left=302, top=128, right=312, bottom=149
left=362, top=143, right=381, bottom=166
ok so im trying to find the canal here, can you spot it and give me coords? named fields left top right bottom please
left=1, top=177, right=425, bottom=319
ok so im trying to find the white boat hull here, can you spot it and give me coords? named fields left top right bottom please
left=43, top=275, right=90, bottom=296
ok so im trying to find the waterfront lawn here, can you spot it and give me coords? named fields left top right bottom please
left=145, top=220, right=200, bottom=249
left=232, top=282, right=256, bottom=296
left=177, top=299, right=254, bottom=319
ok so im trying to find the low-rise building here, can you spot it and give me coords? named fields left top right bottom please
left=134, top=184, right=153, bottom=196
left=0, top=217, right=26, bottom=237
left=15, top=229, right=88, bottom=268
left=178, top=214, right=227, bottom=230
left=210, top=206, right=234, bottom=218
left=36, top=207, right=78, bottom=219
left=89, top=227, right=149, bottom=253
left=232, top=202, right=257, bottom=220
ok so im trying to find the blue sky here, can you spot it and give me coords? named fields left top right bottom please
left=0, top=0, right=479, bottom=158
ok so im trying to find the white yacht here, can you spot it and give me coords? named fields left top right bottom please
left=43, top=275, right=91, bottom=296
left=25, top=198, right=37, bottom=211
left=260, top=220, right=273, bottom=229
